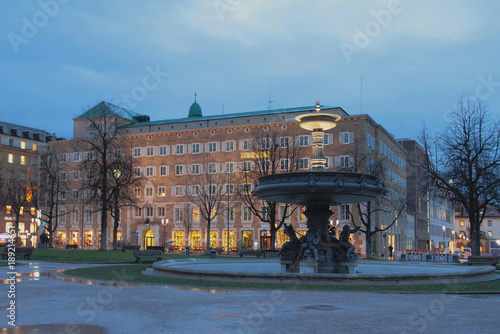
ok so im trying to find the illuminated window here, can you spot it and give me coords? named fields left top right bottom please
left=459, top=220, right=464, bottom=227
left=33, top=143, right=37, bottom=151
left=192, top=207, right=200, bottom=222
left=30, top=207, right=36, bottom=215
left=30, top=223, right=36, bottom=233
left=19, top=223, right=25, bottom=233
left=6, top=222, right=14, bottom=233
left=8, top=154, right=14, bottom=163
left=6, top=205, right=12, bottom=215
left=21, top=141, right=26, bottom=149
left=20, top=207, right=24, bottom=215
left=145, top=187, right=153, bottom=197
left=488, top=231, right=493, bottom=237
left=158, top=186, right=166, bottom=197
left=20, top=155, right=26, bottom=165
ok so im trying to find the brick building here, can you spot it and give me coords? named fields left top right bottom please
left=45, top=100, right=407, bottom=256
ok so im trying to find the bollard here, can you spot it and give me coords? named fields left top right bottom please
left=210, top=249, right=216, bottom=259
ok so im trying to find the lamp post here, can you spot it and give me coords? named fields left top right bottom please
left=442, top=226, right=446, bottom=251
left=161, top=219, right=168, bottom=249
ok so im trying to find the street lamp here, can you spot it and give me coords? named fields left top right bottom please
left=442, top=226, right=446, bottom=251
left=161, top=219, right=168, bottom=250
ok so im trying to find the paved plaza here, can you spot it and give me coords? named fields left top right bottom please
left=1, top=261, right=500, bottom=333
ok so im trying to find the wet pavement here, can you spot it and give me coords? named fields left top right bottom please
left=1, top=261, right=499, bottom=333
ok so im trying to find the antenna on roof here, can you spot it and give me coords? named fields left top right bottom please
left=222, top=102, right=224, bottom=114
left=194, top=92, right=197, bottom=102
left=268, top=77, right=274, bottom=110
left=360, top=77, right=363, bottom=114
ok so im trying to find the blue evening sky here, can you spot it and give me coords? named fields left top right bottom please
left=1, top=0, right=499, bottom=140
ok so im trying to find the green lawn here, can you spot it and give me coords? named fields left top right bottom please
left=63, top=263, right=500, bottom=293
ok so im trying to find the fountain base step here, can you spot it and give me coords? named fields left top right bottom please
left=281, top=260, right=358, bottom=274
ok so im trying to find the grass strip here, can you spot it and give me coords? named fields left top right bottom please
left=64, top=264, right=500, bottom=293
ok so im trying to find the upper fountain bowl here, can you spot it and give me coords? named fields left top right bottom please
left=252, top=171, right=386, bottom=206
left=295, top=112, right=341, bottom=131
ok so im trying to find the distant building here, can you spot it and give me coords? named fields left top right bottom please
left=455, top=203, right=500, bottom=255
left=0, top=121, right=59, bottom=246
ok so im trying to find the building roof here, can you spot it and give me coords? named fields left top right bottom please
left=188, top=101, right=203, bottom=118
left=0, top=120, right=57, bottom=141
left=74, top=101, right=144, bottom=121
left=125, top=104, right=345, bottom=128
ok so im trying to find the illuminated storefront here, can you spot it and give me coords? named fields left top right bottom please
left=189, top=230, right=201, bottom=250
left=84, top=230, right=93, bottom=247
left=210, top=231, right=218, bottom=248
left=241, top=230, right=253, bottom=249
left=277, top=230, right=289, bottom=249
left=71, top=230, right=79, bottom=245
left=144, top=229, right=154, bottom=248
left=173, top=231, right=184, bottom=250
left=260, top=230, right=271, bottom=250
left=56, top=231, right=66, bottom=247
left=223, top=230, right=235, bottom=251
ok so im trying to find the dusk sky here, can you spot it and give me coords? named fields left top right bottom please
left=1, top=0, right=499, bottom=140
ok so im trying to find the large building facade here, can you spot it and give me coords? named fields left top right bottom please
left=45, top=101, right=408, bottom=256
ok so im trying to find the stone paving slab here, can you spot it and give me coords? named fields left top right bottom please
left=1, top=261, right=499, bottom=334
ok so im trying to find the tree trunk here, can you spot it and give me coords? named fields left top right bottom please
left=365, top=229, right=373, bottom=258
left=469, top=220, right=481, bottom=256
left=206, top=220, right=211, bottom=251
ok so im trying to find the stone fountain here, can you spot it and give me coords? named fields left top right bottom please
left=252, top=101, right=386, bottom=274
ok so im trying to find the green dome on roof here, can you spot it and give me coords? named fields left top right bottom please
left=189, top=101, right=203, bottom=118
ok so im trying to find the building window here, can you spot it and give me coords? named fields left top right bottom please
left=488, top=231, right=493, bottom=237
left=208, top=163, right=217, bottom=174
left=58, top=191, right=66, bottom=200
left=145, top=187, right=153, bottom=197
left=160, top=166, right=168, bottom=176
left=260, top=138, right=270, bottom=149
left=280, top=137, right=289, bottom=148
left=242, top=139, right=251, bottom=151
left=176, top=144, right=184, bottom=155
left=8, top=154, right=14, bottom=164
left=175, top=208, right=183, bottom=222
left=72, top=190, right=80, bottom=200
left=225, top=184, right=234, bottom=195
left=133, top=147, right=141, bottom=157
left=366, top=134, right=375, bottom=149
left=299, top=135, right=309, bottom=147
left=323, top=134, right=329, bottom=145
left=192, top=207, right=200, bottom=222
left=339, top=132, right=354, bottom=144
left=175, top=165, right=184, bottom=175
left=159, top=146, right=167, bottom=156
left=85, top=209, right=92, bottom=223
left=145, top=206, right=153, bottom=217
left=32, top=143, right=37, bottom=151
left=340, top=156, right=350, bottom=168
left=224, top=162, right=234, bottom=173
left=225, top=141, right=234, bottom=152
left=459, top=220, right=464, bottom=227
left=192, top=143, right=200, bottom=154
left=243, top=206, right=252, bottom=221
left=157, top=206, right=166, bottom=218
left=134, top=187, right=141, bottom=197
left=6, top=206, right=12, bottom=215
left=190, top=185, right=199, bottom=196
left=339, top=204, right=350, bottom=221
left=134, top=207, right=142, bottom=218
left=190, top=164, right=200, bottom=175
left=20, top=155, right=26, bottom=165
left=487, top=220, right=492, bottom=227
left=226, top=206, right=235, bottom=222
left=72, top=209, right=79, bottom=223
left=133, top=167, right=141, bottom=177
left=21, top=141, right=26, bottom=149
left=280, top=159, right=289, bottom=171
left=146, top=147, right=154, bottom=156
left=298, top=158, right=309, bottom=169
left=175, top=186, right=183, bottom=196
left=208, top=142, right=217, bottom=153
left=158, top=186, right=166, bottom=197
left=146, top=167, right=154, bottom=177
left=242, top=161, right=252, bottom=172
left=73, top=152, right=81, bottom=162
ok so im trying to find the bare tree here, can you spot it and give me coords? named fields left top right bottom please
left=108, top=145, right=145, bottom=250
left=341, top=139, right=405, bottom=257
left=181, top=204, right=194, bottom=251
left=4, top=170, right=31, bottom=243
left=185, top=155, right=228, bottom=251
left=237, top=126, right=303, bottom=250
left=28, top=147, right=66, bottom=247
left=420, top=96, right=500, bottom=256
left=77, top=102, right=130, bottom=250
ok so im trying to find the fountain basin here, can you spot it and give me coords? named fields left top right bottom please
left=252, top=171, right=385, bottom=205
